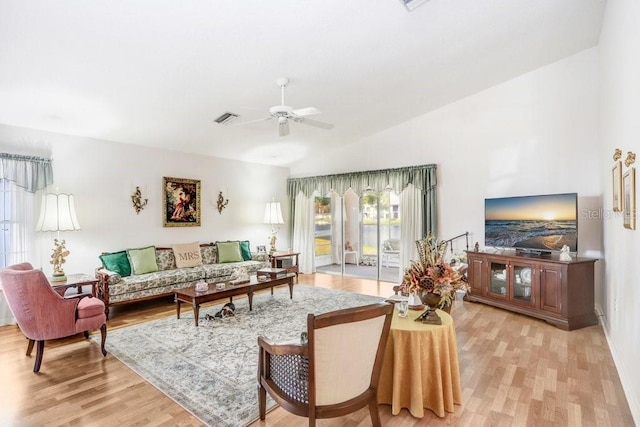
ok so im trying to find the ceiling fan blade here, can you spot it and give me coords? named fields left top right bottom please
left=292, top=107, right=321, bottom=117
left=231, top=117, right=271, bottom=126
left=299, top=117, right=334, bottom=130
left=279, top=119, right=290, bottom=136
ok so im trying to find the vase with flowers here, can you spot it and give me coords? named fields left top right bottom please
left=398, top=234, right=470, bottom=313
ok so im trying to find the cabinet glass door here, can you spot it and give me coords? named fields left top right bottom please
left=512, top=264, right=534, bottom=304
left=489, top=262, right=508, bottom=297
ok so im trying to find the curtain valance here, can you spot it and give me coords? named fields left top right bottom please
left=287, top=164, right=437, bottom=198
left=0, top=153, right=54, bottom=193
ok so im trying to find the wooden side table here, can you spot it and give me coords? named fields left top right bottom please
left=377, top=307, right=462, bottom=418
left=270, top=252, right=299, bottom=283
left=49, top=274, right=99, bottom=299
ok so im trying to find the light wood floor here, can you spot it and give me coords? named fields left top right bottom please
left=0, top=274, right=634, bottom=426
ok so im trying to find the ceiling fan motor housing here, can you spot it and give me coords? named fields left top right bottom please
left=269, top=105, right=293, bottom=116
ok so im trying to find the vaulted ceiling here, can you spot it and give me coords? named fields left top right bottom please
left=0, top=0, right=606, bottom=166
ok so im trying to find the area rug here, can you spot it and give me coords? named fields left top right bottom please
left=96, top=285, right=384, bottom=427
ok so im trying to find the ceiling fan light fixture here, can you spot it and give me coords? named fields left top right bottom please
left=279, top=117, right=290, bottom=136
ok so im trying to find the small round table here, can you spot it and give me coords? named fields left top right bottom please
left=377, top=306, right=462, bottom=418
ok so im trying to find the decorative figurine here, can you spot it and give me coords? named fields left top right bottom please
left=269, top=234, right=277, bottom=254
left=559, top=245, right=572, bottom=261
left=474, top=242, right=480, bottom=252
left=50, top=239, right=70, bottom=281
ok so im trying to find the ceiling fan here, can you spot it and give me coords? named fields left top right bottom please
left=235, top=78, right=334, bottom=136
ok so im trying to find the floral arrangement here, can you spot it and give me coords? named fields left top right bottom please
left=399, top=234, right=469, bottom=309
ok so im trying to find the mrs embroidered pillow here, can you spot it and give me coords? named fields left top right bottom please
left=172, top=242, right=203, bottom=268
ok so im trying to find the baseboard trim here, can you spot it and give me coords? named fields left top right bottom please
left=595, top=304, right=640, bottom=425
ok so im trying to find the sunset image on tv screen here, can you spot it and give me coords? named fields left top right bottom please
left=485, top=193, right=578, bottom=251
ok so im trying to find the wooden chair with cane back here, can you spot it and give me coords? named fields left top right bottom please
left=257, top=302, right=393, bottom=426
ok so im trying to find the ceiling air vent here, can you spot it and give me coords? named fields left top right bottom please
left=213, top=112, right=239, bottom=125
left=399, top=0, right=429, bottom=12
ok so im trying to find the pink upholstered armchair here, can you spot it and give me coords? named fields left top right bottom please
left=0, top=262, right=107, bottom=373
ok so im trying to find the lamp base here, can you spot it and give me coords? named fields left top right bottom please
left=50, top=239, right=70, bottom=282
left=50, top=272, right=67, bottom=282
left=269, top=233, right=277, bottom=254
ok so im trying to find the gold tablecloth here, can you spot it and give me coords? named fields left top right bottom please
left=377, top=307, right=462, bottom=418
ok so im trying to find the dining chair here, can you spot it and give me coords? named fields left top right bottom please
left=257, top=302, right=393, bottom=426
left=0, top=262, right=107, bottom=373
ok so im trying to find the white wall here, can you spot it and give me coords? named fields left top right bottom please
left=0, top=124, right=290, bottom=276
left=292, top=48, right=601, bottom=259
left=293, top=35, right=640, bottom=421
left=598, top=0, right=640, bottom=422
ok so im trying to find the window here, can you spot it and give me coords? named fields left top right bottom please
left=0, top=179, right=35, bottom=268
left=1, top=179, right=13, bottom=268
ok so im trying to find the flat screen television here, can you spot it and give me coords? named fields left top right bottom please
left=484, top=193, right=578, bottom=253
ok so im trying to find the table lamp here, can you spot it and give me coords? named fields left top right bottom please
left=263, top=199, right=284, bottom=254
left=36, top=192, right=81, bottom=281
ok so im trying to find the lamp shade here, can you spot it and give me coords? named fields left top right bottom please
left=36, top=193, right=81, bottom=232
left=263, top=201, right=284, bottom=225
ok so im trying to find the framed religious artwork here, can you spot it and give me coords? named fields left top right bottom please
left=612, top=160, right=622, bottom=212
left=623, top=167, right=636, bottom=230
left=162, top=177, right=201, bottom=227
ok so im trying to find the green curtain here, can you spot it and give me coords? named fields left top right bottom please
left=287, top=164, right=437, bottom=236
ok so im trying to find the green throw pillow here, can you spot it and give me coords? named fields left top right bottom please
left=126, top=246, right=159, bottom=275
left=240, top=240, right=251, bottom=261
left=99, top=251, right=131, bottom=277
left=216, top=241, right=243, bottom=263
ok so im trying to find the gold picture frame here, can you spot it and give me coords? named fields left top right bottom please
left=623, top=167, right=636, bottom=230
left=162, top=177, right=201, bottom=227
left=612, top=160, right=622, bottom=212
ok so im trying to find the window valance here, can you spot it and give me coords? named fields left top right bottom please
left=287, top=164, right=437, bottom=198
left=0, top=153, right=54, bottom=193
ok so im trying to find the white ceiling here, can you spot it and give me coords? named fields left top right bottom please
left=0, top=0, right=606, bottom=167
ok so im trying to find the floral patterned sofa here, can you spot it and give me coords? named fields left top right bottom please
left=95, top=242, right=269, bottom=318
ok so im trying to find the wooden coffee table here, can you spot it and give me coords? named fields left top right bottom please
left=174, top=274, right=295, bottom=326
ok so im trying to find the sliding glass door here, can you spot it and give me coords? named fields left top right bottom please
left=362, top=189, right=401, bottom=282
left=315, top=189, right=401, bottom=282
left=313, top=196, right=332, bottom=267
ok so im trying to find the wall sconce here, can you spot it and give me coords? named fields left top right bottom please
left=131, top=186, right=148, bottom=214
left=217, top=191, right=229, bottom=214
left=625, top=151, right=636, bottom=167
left=613, top=148, right=622, bottom=161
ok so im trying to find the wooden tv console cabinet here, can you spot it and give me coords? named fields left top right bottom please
left=464, top=250, right=597, bottom=331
